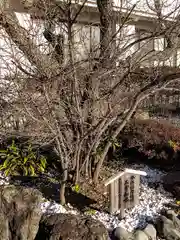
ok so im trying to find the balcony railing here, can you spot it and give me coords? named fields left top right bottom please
left=70, top=0, right=179, bottom=20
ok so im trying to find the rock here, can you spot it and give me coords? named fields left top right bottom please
left=0, top=185, right=42, bottom=240
left=133, top=230, right=149, bottom=240
left=143, top=224, right=156, bottom=240
left=35, top=213, right=109, bottom=240
left=165, top=228, right=180, bottom=240
left=156, top=215, right=174, bottom=237
left=165, top=210, right=180, bottom=230
left=113, top=226, right=133, bottom=240
left=156, top=215, right=180, bottom=240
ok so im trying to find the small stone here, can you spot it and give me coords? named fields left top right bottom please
left=113, top=226, right=133, bottom=240
left=166, top=210, right=180, bottom=230
left=143, top=224, right=156, bottom=240
left=161, top=215, right=174, bottom=226
left=133, top=230, right=149, bottom=240
left=156, top=215, right=174, bottom=236
left=156, top=215, right=180, bottom=240
left=166, top=228, right=180, bottom=240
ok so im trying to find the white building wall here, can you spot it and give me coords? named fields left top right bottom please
left=114, top=0, right=179, bottom=18
left=0, top=12, right=48, bottom=77
left=176, top=49, right=180, bottom=67
left=73, top=24, right=100, bottom=61
left=1, top=0, right=180, bottom=78
left=0, top=12, right=100, bottom=77
left=73, top=0, right=180, bottom=19
left=116, top=24, right=137, bottom=59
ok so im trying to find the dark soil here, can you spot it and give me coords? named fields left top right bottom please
left=8, top=165, right=121, bottom=213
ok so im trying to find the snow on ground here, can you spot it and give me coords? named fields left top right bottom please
left=91, top=164, right=174, bottom=232
left=41, top=201, right=79, bottom=215
left=0, top=172, right=9, bottom=185
left=0, top=164, right=175, bottom=232
left=41, top=200, right=67, bottom=214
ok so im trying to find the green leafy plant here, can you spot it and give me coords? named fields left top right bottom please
left=84, top=209, right=96, bottom=215
left=109, top=137, right=121, bottom=152
left=94, top=136, right=121, bottom=156
left=72, top=184, right=80, bottom=193
left=0, top=140, right=47, bottom=176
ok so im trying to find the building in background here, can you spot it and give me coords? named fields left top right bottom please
left=1, top=0, right=180, bottom=74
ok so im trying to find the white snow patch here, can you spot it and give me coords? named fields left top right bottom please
left=0, top=172, right=9, bottom=185
left=41, top=200, right=67, bottom=214
left=40, top=200, right=79, bottom=215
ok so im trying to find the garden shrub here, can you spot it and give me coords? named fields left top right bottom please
left=0, top=140, right=47, bottom=176
left=0, top=134, right=62, bottom=174
left=117, top=119, right=180, bottom=169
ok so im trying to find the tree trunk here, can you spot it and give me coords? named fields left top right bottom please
left=0, top=10, right=59, bottom=77
left=60, top=166, right=68, bottom=205
left=97, top=0, right=116, bottom=65
left=93, top=99, right=140, bottom=183
left=60, top=183, right=66, bottom=205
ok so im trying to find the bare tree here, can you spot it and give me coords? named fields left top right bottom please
left=1, top=0, right=180, bottom=203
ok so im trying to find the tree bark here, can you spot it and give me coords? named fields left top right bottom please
left=97, top=0, right=116, bottom=65
left=0, top=10, right=59, bottom=78
left=60, top=183, right=66, bottom=205
left=93, top=98, right=140, bottom=183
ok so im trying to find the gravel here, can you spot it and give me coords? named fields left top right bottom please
left=91, top=164, right=174, bottom=232
left=0, top=172, right=9, bottom=185
left=41, top=201, right=79, bottom=215
left=0, top=164, right=175, bottom=233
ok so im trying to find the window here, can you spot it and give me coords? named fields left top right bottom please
left=176, top=49, right=180, bottom=67
left=154, top=37, right=165, bottom=51
left=116, top=24, right=136, bottom=59
left=154, top=60, right=164, bottom=67
left=164, top=55, right=174, bottom=67
left=73, top=24, right=100, bottom=61
left=139, top=32, right=152, bottom=50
